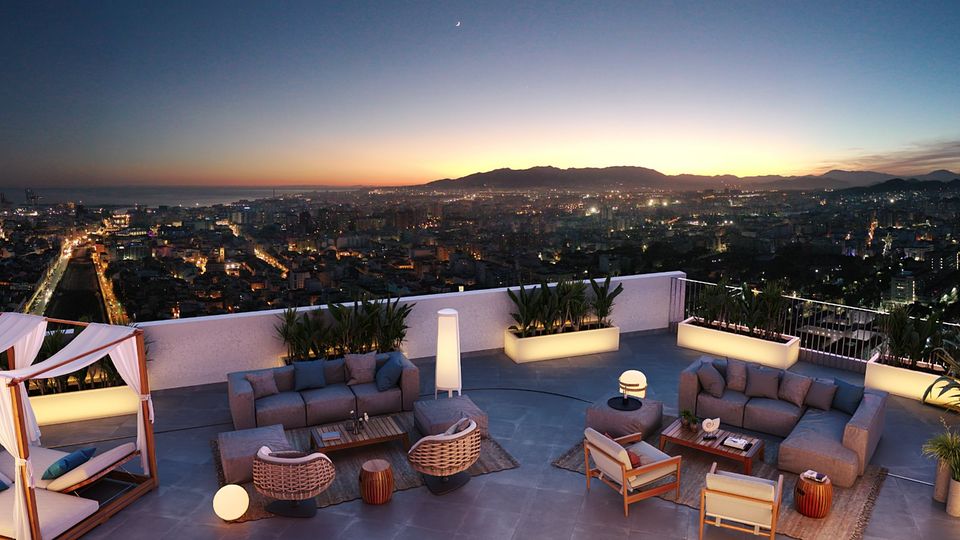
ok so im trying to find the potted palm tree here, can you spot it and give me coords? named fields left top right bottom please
left=922, top=419, right=960, bottom=505
left=504, top=277, right=623, bottom=363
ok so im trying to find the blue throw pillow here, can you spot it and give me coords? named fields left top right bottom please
left=0, top=478, right=9, bottom=492
left=42, top=448, right=96, bottom=480
left=832, top=378, right=865, bottom=415
left=375, top=354, right=404, bottom=392
left=293, top=361, right=326, bottom=391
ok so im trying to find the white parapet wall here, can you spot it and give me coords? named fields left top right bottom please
left=137, top=270, right=685, bottom=390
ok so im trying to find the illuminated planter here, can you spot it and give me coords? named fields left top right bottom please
left=676, top=317, right=799, bottom=369
left=864, top=359, right=951, bottom=407
left=504, top=326, right=620, bottom=363
left=29, top=386, right=140, bottom=426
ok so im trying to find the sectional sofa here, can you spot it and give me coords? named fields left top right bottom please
left=679, top=356, right=886, bottom=487
left=227, top=351, right=419, bottom=430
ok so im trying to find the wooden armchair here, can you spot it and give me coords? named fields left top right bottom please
left=699, top=462, right=783, bottom=539
left=583, top=427, right=682, bottom=516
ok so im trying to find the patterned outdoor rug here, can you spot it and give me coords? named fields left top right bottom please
left=552, top=432, right=886, bottom=540
left=212, top=412, right=518, bottom=522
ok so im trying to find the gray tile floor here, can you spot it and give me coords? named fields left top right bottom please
left=40, top=331, right=960, bottom=539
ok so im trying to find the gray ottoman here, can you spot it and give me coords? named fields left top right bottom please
left=217, top=424, right=294, bottom=484
left=585, top=394, right=663, bottom=438
left=414, top=395, right=489, bottom=438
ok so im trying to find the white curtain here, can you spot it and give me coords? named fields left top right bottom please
left=0, top=375, right=35, bottom=540
left=0, top=314, right=48, bottom=444
left=108, top=337, right=153, bottom=474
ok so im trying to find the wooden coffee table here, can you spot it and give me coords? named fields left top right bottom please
left=311, top=415, right=410, bottom=453
left=658, top=418, right=764, bottom=475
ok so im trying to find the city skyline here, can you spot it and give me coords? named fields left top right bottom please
left=3, top=1, right=960, bottom=187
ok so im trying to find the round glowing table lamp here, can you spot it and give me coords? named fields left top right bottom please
left=608, top=370, right=646, bottom=411
left=213, top=484, right=249, bottom=521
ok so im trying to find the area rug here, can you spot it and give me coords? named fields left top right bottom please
left=212, top=412, right=518, bottom=522
left=552, top=435, right=886, bottom=540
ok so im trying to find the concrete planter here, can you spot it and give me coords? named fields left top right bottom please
left=935, top=459, right=951, bottom=503
left=864, top=359, right=952, bottom=407
left=29, top=386, right=139, bottom=426
left=676, top=317, right=800, bottom=369
left=504, top=326, right=620, bottom=363
left=948, top=478, right=960, bottom=517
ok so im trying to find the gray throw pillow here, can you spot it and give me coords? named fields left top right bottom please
left=245, top=371, right=279, bottom=399
left=744, top=365, right=780, bottom=399
left=778, top=371, right=813, bottom=408
left=725, top=359, right=748, bottom=392
left=697, top=362, right=726, bottom=398
left=832, top=378, right=865, bottom=415
left=345, top=352, right=377, bottom=385
left=805, top=378, right=837, bottom=410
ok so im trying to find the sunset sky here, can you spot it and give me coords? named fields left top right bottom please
left=2, top=1, right=959, bottom=187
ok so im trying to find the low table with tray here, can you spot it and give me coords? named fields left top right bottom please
left=658, top=418, right=764, bottom=475
left=310, top=414, right=410, bottom=453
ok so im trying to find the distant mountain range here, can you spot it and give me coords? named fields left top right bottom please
left=423, top=166, right=960, bottom=191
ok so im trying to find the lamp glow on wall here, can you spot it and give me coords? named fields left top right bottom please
left=435, top=308, right=462, bottom=398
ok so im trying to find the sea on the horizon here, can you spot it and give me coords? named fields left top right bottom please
left=5, top=186, right=357, bottom=208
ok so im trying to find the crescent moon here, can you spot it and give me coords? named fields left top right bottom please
left=455, top=21, right=461, bottom=27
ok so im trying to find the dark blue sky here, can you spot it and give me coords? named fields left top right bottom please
left=2, top=1, right=959, bottom=186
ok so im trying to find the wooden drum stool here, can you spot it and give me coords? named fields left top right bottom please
left=794, top=475, right=832, bottom=518
left=360, top=459, right=394, bottom=504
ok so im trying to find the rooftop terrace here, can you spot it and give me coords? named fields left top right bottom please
left=40, top=331, right=960, bottom=540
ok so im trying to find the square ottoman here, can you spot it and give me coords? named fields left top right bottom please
left=585, top=394, right=663, bottom=438
left=217, top=424, right=294, bottom=484
left=414, top=395, right=489, bottom=438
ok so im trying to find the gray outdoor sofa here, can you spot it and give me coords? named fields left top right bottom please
left=227, top=352, right=419, bottom=430
left=679, top=357, right=886, bottom=487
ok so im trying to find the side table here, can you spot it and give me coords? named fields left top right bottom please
left=360, top=459, right=394, bottom=504
left=794, top=475, right=832, bottom=518
left=585, top=393, right=663, bottom=438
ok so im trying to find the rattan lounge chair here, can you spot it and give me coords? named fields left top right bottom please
left=253, top=446, right=336, bottom=518
left=407, top=418, right=480, bottom=495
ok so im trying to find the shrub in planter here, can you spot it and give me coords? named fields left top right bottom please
left=690, top=281, right=791, bottom=344
left=922, top=419, right=960, bottom=504
left=507, top=277, right=623, bottom=337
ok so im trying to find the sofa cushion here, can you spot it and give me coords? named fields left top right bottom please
left=0, top=487, right=98, bottom=540
left=352, top=383, right=402, bottom=416
left=778, top=371, right=813, bottom=408
left=42, top=448, right=96, bottom=480
left=697, top=390, right=749, bottom=427
left=805, top=378, right=837, bottom=410
left=324, top=358, right=347, bottom=385
left=246, top=371, right=279, bottom=399
left=697, top=363, right=726, bottom=398
left=375, top=354, right=404, bottom=391
left=293, top=361, right=326, bottom=391
left=274, top=365, right=295, bottom=393
left=255, top=391, right=305, bottom=429
left=778, top=408, right=859, bottom=487
left=218, top=424, right=293, bottom=484
left=745, top=365, right=780, bottom=400
left=743, top=398, right=803, bottom=437
left=302, top=384, right=356, bottom=425
left=725, top=359, right=748, bottom=392
left=345, top=352, right=377, bottom=385
left=705, top=470, right=777, bottom=527
left=832, top=378, right=865, bottom=415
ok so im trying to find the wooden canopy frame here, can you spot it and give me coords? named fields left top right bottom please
left=2, top=317, right=158, bottom=540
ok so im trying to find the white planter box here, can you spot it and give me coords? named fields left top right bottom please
left=504, top=326, right=620, bottom=363
left=864, top=359, right=952, bottom=406
left=676, top=317, right=800, bottom=369
left=29, top=386, right=139, bottom=426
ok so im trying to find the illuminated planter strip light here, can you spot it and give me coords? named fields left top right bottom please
left=676, top=317, right=799, bottom=369
left=29, top=386, right=141, bottom=426
left=504, top=326, right=620, bottom=364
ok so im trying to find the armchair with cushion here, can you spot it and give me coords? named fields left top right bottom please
left=252, top=446, right=336, bottom=518
left=699, top=462, right=783, bottom=540
left=407, top=418, right=481, bottom=495
left=583, top=428, right=681, bottom=516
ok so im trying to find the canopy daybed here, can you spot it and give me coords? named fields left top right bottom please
left=0, top=313, right=158, bottom=540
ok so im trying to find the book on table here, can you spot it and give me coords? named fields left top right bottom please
left=320, top=431, right=341, bottom=442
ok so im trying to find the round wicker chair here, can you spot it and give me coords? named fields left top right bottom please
left=408, top=418, right=481, bottom=495
left=253, top=446, right=336, bottom=517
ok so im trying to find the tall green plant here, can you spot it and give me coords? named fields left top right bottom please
left=537, top=281, right=563, bottom=335
left=275, top=308, right=301, bottom=361
left=697, top=280, right=734, bottom=330
left=922, top=419, right=960, bottom=480
left=924, top=334, right=960, bottom=412
left=558, top=279, right=589, bottom=331
left=589, top=276, right=623, bottom=328
left=377, top=296, right=414, bottom=351
left=508, top=284, right=541, bottom=337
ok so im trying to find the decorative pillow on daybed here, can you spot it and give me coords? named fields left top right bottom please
left=0, top=470, right=9, bottom=492
left=42, top=448, right=96, bottom=480
left=245, top=371, right=279, bottom=399
left=293, top=361, right=326, bottom=391
left=45, top=443, right=137, bottom=493
left=375, top=354, right=404, bottom=391
left=345, top=352, right=377, bottom=385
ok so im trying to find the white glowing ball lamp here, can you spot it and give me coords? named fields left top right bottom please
left=213, top=484, right=249, bottom=521
left=435, top=308, right=462, bottom=398
left=619, top=370, right=647, bottom=399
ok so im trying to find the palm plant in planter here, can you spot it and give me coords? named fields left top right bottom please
left=590, top=276, right=624, bottom=328
left=922, top=418, right=960, bottom=506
